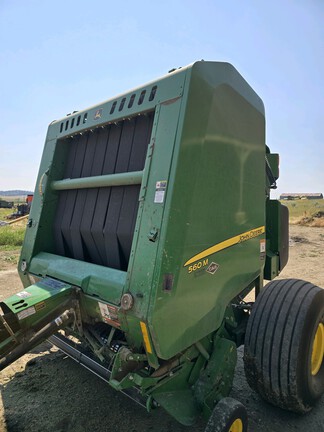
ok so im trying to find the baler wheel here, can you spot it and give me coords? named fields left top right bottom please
left=244, top=279, right=324, bottom=413
left=204, top=397, right=248, bottom=432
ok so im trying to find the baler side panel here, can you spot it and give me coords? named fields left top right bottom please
left=148, top=62, right=266, bottom=359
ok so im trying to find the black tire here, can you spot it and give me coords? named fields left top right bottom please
left=244, top=279, right=324, bottom=413
left=205, top=397, right=248, bottom=432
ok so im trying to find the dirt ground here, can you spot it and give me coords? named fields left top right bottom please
left=0, top=224, right=323, bottom=432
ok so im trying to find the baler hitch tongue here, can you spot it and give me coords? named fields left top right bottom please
left=0, top=308, right=73, bottom=371
left=0, top=279, right=75, bottom=371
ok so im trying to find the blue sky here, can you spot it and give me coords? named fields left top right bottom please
left=0, top=0, right=323, bottom=197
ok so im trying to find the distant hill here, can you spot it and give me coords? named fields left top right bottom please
left=0, top=190, right=33, bottom=196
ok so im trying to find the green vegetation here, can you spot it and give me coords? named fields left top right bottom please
left=0, top=207, right=14, bottom=219
left=0, top=226, right=25, bottom=246
left=0, top=244, right=21, bottom=270
left=0, top=204, right=26, bottom=269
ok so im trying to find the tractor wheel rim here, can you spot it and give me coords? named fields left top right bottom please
left=229, top=418, right=243, bottom=432
left=311, top=322, right=324, bottom=376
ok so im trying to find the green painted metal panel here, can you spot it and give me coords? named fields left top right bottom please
left=145, top=62, right=266, bottom=358
left=0, top=278, right=73, bottom=354
left=46, top=67, right=187, bottom=142
left=1, top=279, right=72, bottom=321
left=29, top=252, right=126, bottom=305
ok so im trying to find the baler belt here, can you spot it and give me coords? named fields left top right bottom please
left=54, top=113, right=154, bottom=271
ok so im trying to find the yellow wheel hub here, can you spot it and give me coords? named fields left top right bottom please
left=229, top=418, right=243, bottom=432
left=311, top=322, right=324, bottom=376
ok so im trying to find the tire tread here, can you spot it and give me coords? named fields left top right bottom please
left=244, top=278, right=324, bottom=412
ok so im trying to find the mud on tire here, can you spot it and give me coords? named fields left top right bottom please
left=205, top=397, right=248, bottom=432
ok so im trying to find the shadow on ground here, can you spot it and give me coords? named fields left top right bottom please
left=1, top=344, right=323, bottom=432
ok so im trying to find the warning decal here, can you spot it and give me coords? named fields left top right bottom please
left=98, top=302, right=120, bottom=327
left=154, top=180, right=167, bottom=203
left=16, top=291, right=32, bottom=299
left=17, top=306, right=36, bottom=321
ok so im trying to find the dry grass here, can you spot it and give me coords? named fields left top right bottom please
left=0, top=195, right=26, bottom=203
left=281, top=199, right=324, bottom=227
left=294, top=215, right=324, bottom=227
left=306, top=217, right=324, bottom=228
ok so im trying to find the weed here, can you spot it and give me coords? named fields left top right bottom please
left=4, top=254, right=19, bottom=263
left=0, top=226, right=25, bottom=246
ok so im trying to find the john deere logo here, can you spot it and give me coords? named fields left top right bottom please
left=94, top=109, right=102, bottom=120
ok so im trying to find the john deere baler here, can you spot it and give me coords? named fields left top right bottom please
left=1, top=61, right=323, bottom=432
